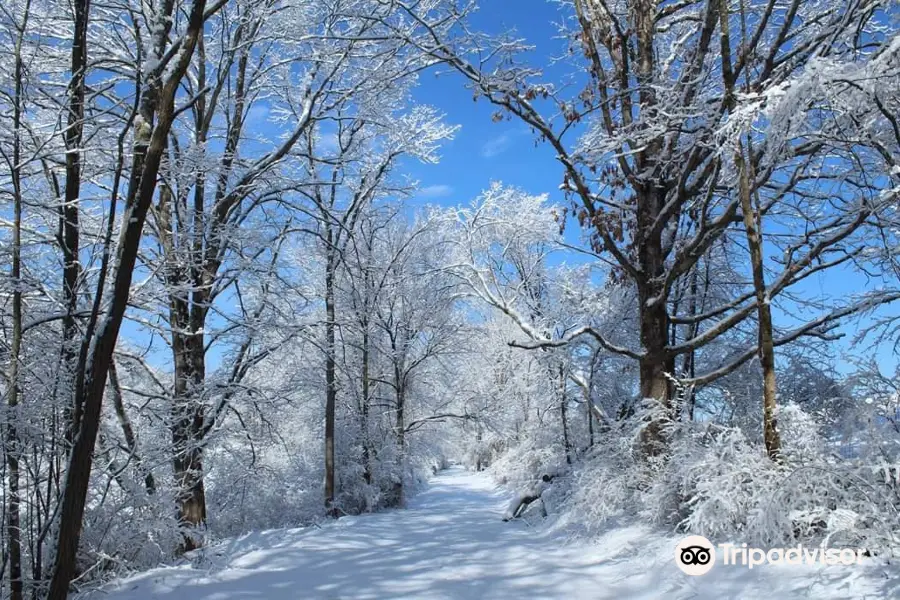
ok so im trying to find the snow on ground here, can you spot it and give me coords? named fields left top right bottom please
left=83, top=467, right=898, bottom=599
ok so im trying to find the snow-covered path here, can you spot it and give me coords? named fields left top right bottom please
left=87, top=467, right=895, bottom=599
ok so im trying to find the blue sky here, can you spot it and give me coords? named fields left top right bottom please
left=404, top=1, right=565, bottom=209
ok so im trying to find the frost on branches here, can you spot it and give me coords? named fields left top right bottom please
left=2, top=0, right=900, bottom=598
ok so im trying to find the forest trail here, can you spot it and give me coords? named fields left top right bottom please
left=85, top=467, right=893, bottom=600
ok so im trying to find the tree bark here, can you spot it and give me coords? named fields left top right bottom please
left=171, top=328, right=208, bottom=551
left=324, top=235, right=338, bottom=517
left=475, top=426, right=483, bottom=471
left=559, top=365, right=572, bottom=464
left=157, top=178, right=209, bottom=551
left=737, top=143, right=781, bottom=460
left=637, top=189, right=674, bottom=456
left=154, top=17, right=260, bottom=548
left=61, top=0, right=88, bottom=439
left=60, top=0, right=88, bottom=447
left=393, top=362, right=405, bottom=507
left=361, top=326, right=372, bottom=486
left=681, top=264, right=705, bottom=421
left=719, top=0, right=781, bottom=460
left=586, top=394, right=594, bottom=448
left=633, top=4, right=673, bottom=455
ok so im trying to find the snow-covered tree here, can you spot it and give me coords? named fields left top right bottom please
left=392, top=0, right=900, bottom=458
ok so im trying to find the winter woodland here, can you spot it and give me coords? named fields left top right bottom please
left=1, top=0, right=900, bottom=598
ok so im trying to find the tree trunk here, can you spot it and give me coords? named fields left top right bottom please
left=737, top=143, right=781, bottom=460
left=61, top=0, right=87, bottom=446
left=638, top=346, right=672, bottom=455
left=475, top=426, right=483, bottom=471
left=172, top=329, right=208, bottom=551
left=109, top=361, right=156, bottom=495
left=361, top=326, right=372, bottom=486
left=393, top=365, right=405, bottom=507
left=587, top=394, right=594, bottom=448
left=559, top=365, right=572, bottom=464
left=172, top=438, right=207, bottom=552
left=636, top=249, right=671, bottom=389
left=157, top=175, right=209, bottom=550
left=636, top=186, right=674, bottom=456
left=47, top=0, right=208, bottom=595
left=324, top=238, right=337, bottom=517
left=681, top=265, right=702, bottom=421
left=6, top=22, right=25, bottom=596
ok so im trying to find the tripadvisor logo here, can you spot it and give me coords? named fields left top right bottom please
left=675, top=535, right=868, bottom=576
left=675, top=535, right=715, bottom=576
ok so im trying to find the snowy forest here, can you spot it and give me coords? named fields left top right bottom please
left=2, top=0, right=900, bottom=598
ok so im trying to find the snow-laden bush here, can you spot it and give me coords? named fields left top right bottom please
left=491, top=437, right=561, bottom=489
left=79, top=480, right=180, bottom=577
left=206, top=442, right=323, bottom=537
left=665, top=404, right=899, bottom=550
left=499, top=400, right=900, bottom=553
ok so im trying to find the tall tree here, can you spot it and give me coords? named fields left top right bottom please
left=47, top=0, right=213, bottom=595
left=60, top=0, right=89, bottom=445
left=394, top=0, right=900, bottom=455
left=2, top=3, right=30, bottom=598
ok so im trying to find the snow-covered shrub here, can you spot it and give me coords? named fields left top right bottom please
left=206, top=441, right=323, bottom=536
left=670, top=405, right=898, bottom=549
left=78, top=477, right=180, bottom=578
left=555, top=444, right=638, bottom=530
left=491, top=436, right=562, bottom=489
left=517, top=400, right=900, bottom=554
left=654, top=425, right=773, bottom=537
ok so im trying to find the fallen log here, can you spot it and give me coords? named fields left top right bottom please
left=502, top=474, right=553, bottom=521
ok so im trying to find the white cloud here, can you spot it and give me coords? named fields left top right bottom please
left=481, top=133, right=512, bottom=158
left=419, top=184, right=454, bottom=198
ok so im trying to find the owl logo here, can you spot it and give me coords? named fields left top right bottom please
left=675, top=536, right=715, bottom=576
